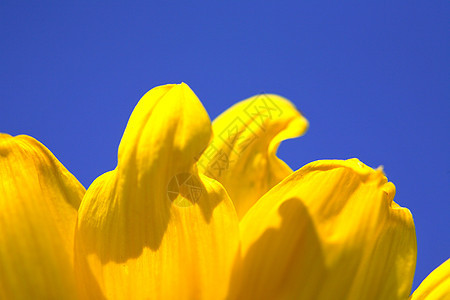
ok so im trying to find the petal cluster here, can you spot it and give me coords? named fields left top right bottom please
left=0, top=83, right=448, bottom=299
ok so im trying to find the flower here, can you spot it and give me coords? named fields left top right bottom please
left=0, top=83, right=448, bottom=300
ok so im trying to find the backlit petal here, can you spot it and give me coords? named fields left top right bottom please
left=0, top=134, right=85, bottom=299
left=229, top=159, right=417, bottom=300
left=198, top=94, right=308, bottom=219
left=74, top=84, right=240, bottom=299
left=410, top=258, right=450, bottom=299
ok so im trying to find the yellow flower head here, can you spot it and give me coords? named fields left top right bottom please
left=0, top=83, right=448, bottom=299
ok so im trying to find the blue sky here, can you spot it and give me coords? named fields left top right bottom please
left=1, top=2, right=448, bottom=290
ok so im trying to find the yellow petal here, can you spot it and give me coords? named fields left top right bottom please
left=229, top=159, right=417, bottom=300
left=0, top=134, right=85, bottom=299
left=197, top=94, right=308, bottom=219
left=410, top=258, right=450, bottom=299
left=75, top=83, right=240, bottom=299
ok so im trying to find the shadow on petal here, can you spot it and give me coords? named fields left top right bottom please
left=228, top=198, right=326, bottom=299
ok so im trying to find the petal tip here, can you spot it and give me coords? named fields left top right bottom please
left=0, top=133, right=13, bottom=152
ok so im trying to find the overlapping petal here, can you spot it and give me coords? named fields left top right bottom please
left=198, top=94, right=308, bottom=219
left=410, top=258, right=450, bottom=299
left=74, top=84, right=240, bottom=299
left=0, top=134, right=85, bottom=299
left=228, top=159, right=417, bottom=300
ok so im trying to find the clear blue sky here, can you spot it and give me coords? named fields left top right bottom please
left=1, top=2, right=448, bottom=290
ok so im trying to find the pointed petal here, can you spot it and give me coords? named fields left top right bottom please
left=0, top=134, right=85, bottom=299
left=74, top=84, right=240, bottom=299
left=198, top=94, right=308, bottom=219
left=229, top=159, right=417, bottom=300
left=410, top=258, right=450, bottom=299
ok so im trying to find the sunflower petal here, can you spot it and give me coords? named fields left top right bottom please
left=74, top=84, right=240, bottom=299
left=0, top=134, right=85, bottom=299
left=198, top=94, right=308, bottom=219
left=228, top=159, right=417, bottom=300
left=410, top=258, right=450, bottom=299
